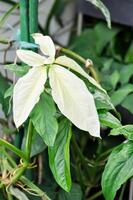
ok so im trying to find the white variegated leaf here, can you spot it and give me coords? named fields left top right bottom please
left=13, top=66, right=47, bottom=128
left=17, top=49, right=47, bottom=67
left=55, top=55, right=105, bottom=92
left=49, top=65, right=100, bottom=137
left=32, top=33, right=55, bottom=64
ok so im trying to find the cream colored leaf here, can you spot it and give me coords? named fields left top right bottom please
left=55, top=55, right=105, bottom=92
left=13, top=66, right=47, bottom=128
left=32, top=33, right=55, bottom=64
left=17, top=49, right=47, bottom=67
left=49, top=65, right=100, bottom=137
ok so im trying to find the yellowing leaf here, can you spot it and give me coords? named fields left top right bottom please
left=49, top=65, right=100, bottom=137
left=32, top=33, right=55, bottom=64
left=13, top=66, right=47, bottom=128
left=55, top=55, right=105, bottom=92
left=17, top=49, right=47, bottom=67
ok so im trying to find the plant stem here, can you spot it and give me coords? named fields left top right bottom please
left=44, top=0, right=60, bottom=34
left=87, top=190, right=103, bottom=200
left=7, top=192, right=13, bottom=200
left=29, top=0, right=38, bottom=42
left=60, top=47, right=100, bottom=82
left=0, top=139, right=27, bottom=161
left=72, top=134, right=91, bottom=179
left=20, top=176, right=51, bottom=200
left=25, top=120, right=33, bottom=161
left=2, top=149, right=17, bottom=168
left=20, top=0, right=29, bottom=41
left=61, top=47, right=86, bottom=63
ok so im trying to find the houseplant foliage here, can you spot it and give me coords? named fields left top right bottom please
left=0, top=0, right=133, bottom=200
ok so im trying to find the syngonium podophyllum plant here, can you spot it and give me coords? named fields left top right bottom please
left=11, top=33, right=106, bottom=191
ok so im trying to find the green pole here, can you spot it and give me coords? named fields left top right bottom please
left=29, top=0, right=38, bottom=42
left=19, top=0, right=29, bottom=41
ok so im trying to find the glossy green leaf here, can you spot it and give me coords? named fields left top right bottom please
left=5, top=64, right=30, bottom=76
left=58, top=183, right=82, bottom=200
left=111, top=84, right=133, bottom=106
left=99, top=110, right=121, bottom=128
left=86, top=0, right=111, bottom=28
left=122, top=93, right=133, bottom=114
left=102, top=141, right=133, bottom=200
left=120, top=64, right=133, bottom=84
left=109, top=70, right=120, bottom=89
left=30, top=92, right=58, bottom=146
left=110, top=125, right=133, bottom=140
left=93, top=89, right=115, bottom=111
left=48, top=119, right=72, bottom=192
left=30, top=131, right=47, bottom=158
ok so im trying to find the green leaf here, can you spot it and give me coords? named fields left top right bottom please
left=71, top=23, right=119, bottom=59
left=48, top=118, right=72, bottom=192
left=86, top=0, right=111, bottom=28
left=110, top=125, right=133, bottom=140
left=5, top=64, right=30, bottom=76
left=30, top=131, right=47, bottom=158
left=30, top=92, right=58, bottom=146
left=94, top=23, right=119, bottom=55
left=98, top=110, right=121, bottom=128
left=58, top=183, right=82, bottom=200
left=120, top=64, right=133, bottom=84
left=102, top=141, right=133, bottom=200
left=110, top=84, right=133, bottom=106
left=122, top=93, right=133, bottom=114
left=4, top=85, right=13, bottom=98
left=125, top=41, right=133, bottom=63
left=93, top=89, right=115, bottom=111
left=109, top=70, right=120, bottom=89
left=9, top=186, right=29, bottom=200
